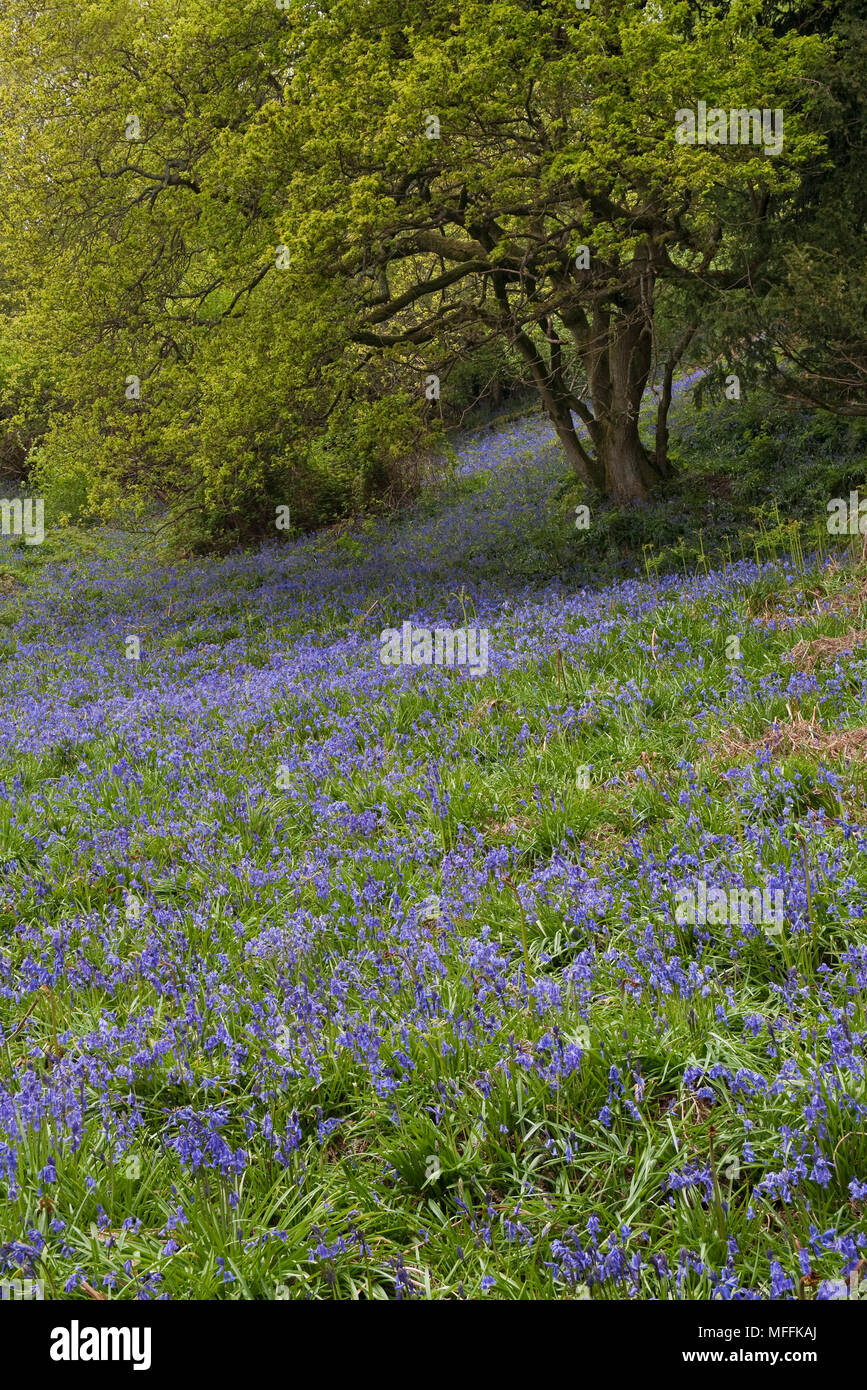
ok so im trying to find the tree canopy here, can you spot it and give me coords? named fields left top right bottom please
left=0, top=0, right=853, bottom=536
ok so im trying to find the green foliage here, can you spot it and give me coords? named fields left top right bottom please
left=0, top=0, right=840, bottom=535
left=675, top=394, right=867, bottom=510
left=550, top=390, right=867, bottom=580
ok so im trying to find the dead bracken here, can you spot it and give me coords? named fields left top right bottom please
left=785, top=629, right=867, bottom=671
left=713, top=711, right=867, bottom=761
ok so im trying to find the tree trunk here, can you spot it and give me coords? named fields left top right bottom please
left=509, top=249, right=669, bottom=500
left=536, top=359, right=654, bottom=501
left=547, top=390, right=604, bottom=491
left=599, top=413, right=657, bottom=502
left=504, top=307, right=605, bottom=490
left=591, top=298, right=659, bottom=503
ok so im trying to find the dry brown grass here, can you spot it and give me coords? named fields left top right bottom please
left=785, top=628, right=867, bottom=671
left=470, top=696, right=511, bottom=724
left=714, top=708, right=867, bottom=762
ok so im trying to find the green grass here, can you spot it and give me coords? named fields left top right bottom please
left=1, top=439, right=867, bottom=1300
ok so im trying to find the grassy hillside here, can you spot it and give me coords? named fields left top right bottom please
left=1, top=410, right=866, bottom=1300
